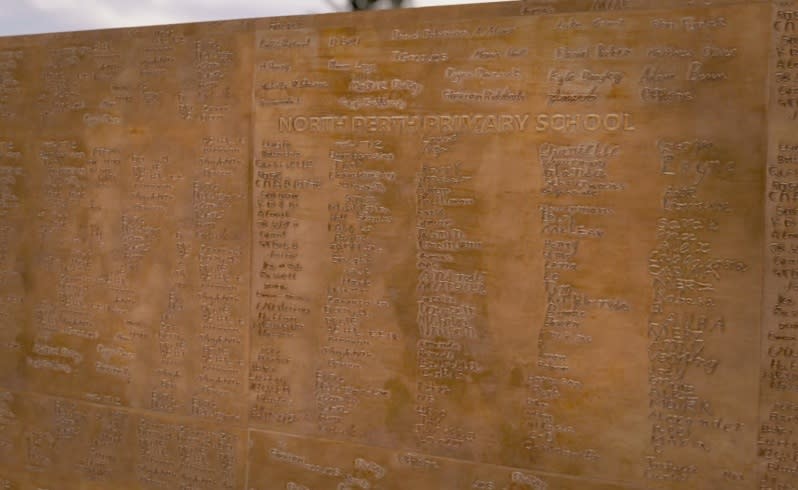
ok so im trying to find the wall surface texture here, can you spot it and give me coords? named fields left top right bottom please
left=0, top=1, right=795, bottom=488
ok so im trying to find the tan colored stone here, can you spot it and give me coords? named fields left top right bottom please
left=0, top=1, right=793, bottom=489
left=247, top=428, right=637, bottom=490
left=0, top=21, right=253, bottom=423
left=0, top=390, right=247, bottom=489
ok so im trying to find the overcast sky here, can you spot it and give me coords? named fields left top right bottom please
left=0, top=0, right=512, bottom=36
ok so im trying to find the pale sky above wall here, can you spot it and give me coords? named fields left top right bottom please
left=0, top=0, right=513, bottom=36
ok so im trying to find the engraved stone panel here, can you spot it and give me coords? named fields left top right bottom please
left=249, top=4, right=769, bottom=488
left=247, top=428, right=636, bottom=490
left=760, top=2, right=798, bottom=489
left=0, top=1, right=793, bottom=489
left=0, top=390, right=247, bottom=489
left=5, top=22, right=253, bottom=424
left=0, top=33, right=34, bottom=393
left=519, top=0, right=764, bottom=16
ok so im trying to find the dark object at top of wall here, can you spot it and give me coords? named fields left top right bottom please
left=350, top=0, right=405, bottom=10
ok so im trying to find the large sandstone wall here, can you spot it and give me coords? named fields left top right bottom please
left=0, top=1, right=795, bottom=488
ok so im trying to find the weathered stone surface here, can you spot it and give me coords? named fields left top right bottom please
left=761, top=2, right=798, bottom=490
left=0, top=390, right=247, bottom=489
left=0, top=21, right=253, bottom=423
left=247, top=429, right=636, bottom=490
left=0, top=1, right=794, bottom=489
left=519, top=0, right=765, bottom=16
